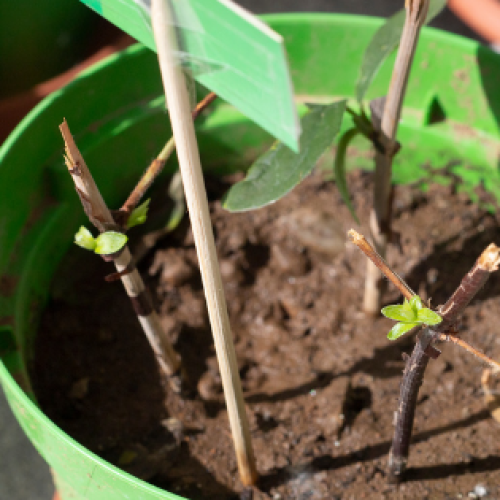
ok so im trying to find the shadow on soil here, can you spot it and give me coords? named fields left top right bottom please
left=259, top=409, right=497, bottom=492
left=404, top=219, right=500, bottom=307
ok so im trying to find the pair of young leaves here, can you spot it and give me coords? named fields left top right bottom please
left=74, top=199, right=150, bottom=255
left=382, top=295, right=442, bottom=340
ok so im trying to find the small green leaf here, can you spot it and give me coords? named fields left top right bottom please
left=74, top=226, right=96, bottom=251
left=223, top=100, right=347, bottom=212
left=94, top=231, right=128, bottom=255
left=334, top=127, right=360, bottom=223
left=410, top=295, right=423, bottom=312
left=356, top=0, right=447, bottom=102
left=417, top=308, right=442, bottom=326
left=126, top=198, right=150, bottom=229
left=381, top=304, right=417, bottom=323
left=346, top=106, right=373, bottom=138
left=387, top=322, right=419, bottom=341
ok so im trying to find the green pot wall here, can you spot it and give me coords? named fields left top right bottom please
left=1, top=13, right=500, bottom=500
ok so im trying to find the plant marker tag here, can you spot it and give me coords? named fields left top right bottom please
left=80, top=0, right=300, bottom=151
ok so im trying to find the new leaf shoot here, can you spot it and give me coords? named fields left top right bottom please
left=382, top=295, right=442, bottom=340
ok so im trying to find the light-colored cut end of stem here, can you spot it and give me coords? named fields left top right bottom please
left=478, top=243, right=500, bottom=272
left=347, top=228, right=363, bottom=244
left=60, top=119, right=114, bottom=233
left=387, top=451, right=407, bottom=483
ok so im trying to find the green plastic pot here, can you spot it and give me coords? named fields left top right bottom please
left=1, top=13, right=500, bottom=500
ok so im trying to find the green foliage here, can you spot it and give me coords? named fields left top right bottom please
left=74, top=226, right=128, bottom=256
left=387, top=322, right=419, bottom=341
left=223, top=100, right=346, bottom=212
left=223, top=0, right=448, bottom=221
left=94, top=232, right=128, bottom=255
left=416, top=307, right=443, bottom=326
left=126, top=198, right=150, bottom=229
left=356, top=0, right=447, bottom=103
left=334, top=127, right=360, bottom=223
left=382, top=295, right=442, bottom=340
left=74, top=226, right=97, bottom=251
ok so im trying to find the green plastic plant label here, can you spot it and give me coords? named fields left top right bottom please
left=80, top=0, right=300, bottom=151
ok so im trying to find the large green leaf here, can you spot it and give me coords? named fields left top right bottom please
left=334, top=127, right=360, bottom=223
left=223, top=100, right=347, bottom=212
left=356, top=0, right=447, bottom=102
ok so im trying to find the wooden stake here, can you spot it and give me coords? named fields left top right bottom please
left=364, top=0, right=430, bottom=314
left=151, top=0, right=257, bottom=486
left=59, top=120, right=183, bottom=392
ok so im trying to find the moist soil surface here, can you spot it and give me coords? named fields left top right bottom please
left=33, top=170, right=500, bottom=499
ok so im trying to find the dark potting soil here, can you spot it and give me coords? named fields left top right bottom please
left=32, top=169, right=500, bottom=499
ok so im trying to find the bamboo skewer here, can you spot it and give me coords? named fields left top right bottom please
left=151, top=0, right=257, bottom=486
left=59, top=120, right=183, bottom=392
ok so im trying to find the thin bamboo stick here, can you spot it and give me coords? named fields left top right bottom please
left=151, top=0, right=257, bottom=486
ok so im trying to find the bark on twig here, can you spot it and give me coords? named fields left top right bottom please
left=59, top=119, right=183, bottom=392
left=388, top=243, right=500, bottom=481
left=151, top=0, right=257, bottom=486
left=364, top=0, right=430, bottom=314
left=121, top=92, right=217, bottom=215
left=440, top=333, right=500, bottom=372
left=350, top=229, right=500, bottom=481
left=349, top=229, right=415, bottom=300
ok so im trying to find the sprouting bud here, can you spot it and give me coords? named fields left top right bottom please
left=126, top=198, right=150, bottom=229
left=94, top=231, right=128, bottom=255
left=74, top=226, right=97, bottom=251
left=382, top=294, right=442, bottom=340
